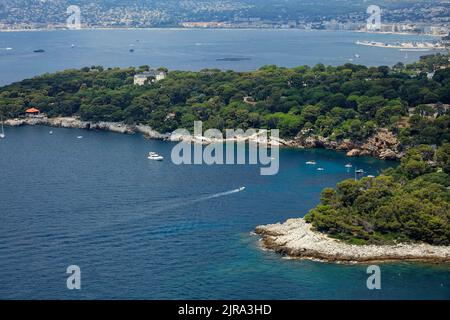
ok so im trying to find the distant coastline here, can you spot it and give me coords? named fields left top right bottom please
left=356, top=40, right=446, bottom=50
left=354, top=30, right=443, bottom=37
left=0, top=26, right=443, bottom=37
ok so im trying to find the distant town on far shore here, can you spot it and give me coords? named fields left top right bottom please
left=0, top=0, right=449, bottom=38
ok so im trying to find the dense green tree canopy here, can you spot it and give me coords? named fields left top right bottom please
left=0, top=55, right=449, bottom=145
left=305, top=144, right=450, bottom=245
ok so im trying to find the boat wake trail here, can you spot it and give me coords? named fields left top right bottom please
left=76, top=187, right=247, bottom=239
left=16, top=187, right=248, bottom=252
left=195, top=187, right=244, bottom=202
left=144, top=187, right=245, bottom=213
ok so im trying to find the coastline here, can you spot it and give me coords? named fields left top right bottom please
left=0, top=27, right=441, bottom=37
left=4, top=116, right=403, bottom=159
left=3, top=116, right=286, bottom=146
left=4, top=116, right=168, bottom=139
left=356, top=40, right=446, bottom=50
left=255, top=218, right=450, bottom=264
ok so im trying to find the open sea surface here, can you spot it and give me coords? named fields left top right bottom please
left=0, top=126, right=448, bottom=299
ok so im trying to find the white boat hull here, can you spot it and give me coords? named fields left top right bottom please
left=148, top=156, right=164, bottom=161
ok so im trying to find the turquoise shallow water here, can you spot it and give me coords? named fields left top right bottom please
left=0, top=29, right=440, bottom=86
left=0, top=126, right=448, bottom=299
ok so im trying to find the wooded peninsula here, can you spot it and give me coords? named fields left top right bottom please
left=1, top=54, right=449, bottom=248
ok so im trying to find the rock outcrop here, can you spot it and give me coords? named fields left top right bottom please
left=135, top=125, right=170, bottom=140
left=346, top=149, right=361, bottom=157
left=255, top=218, right=450, bottom=264
left=288, top=129, right=402, bottom=160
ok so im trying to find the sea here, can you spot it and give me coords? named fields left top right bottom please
left=0, top=126, right=448, bottom=299
left=0, top=28, right=444, bottom=86
left=0, top=29, right=448, bottom=299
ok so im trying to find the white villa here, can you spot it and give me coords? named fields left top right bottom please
left=134, top=70, right=167, bottom=86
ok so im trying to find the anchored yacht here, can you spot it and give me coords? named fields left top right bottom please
left=148, top=152, right=164, bottom=161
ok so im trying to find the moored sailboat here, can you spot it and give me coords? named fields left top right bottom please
left=0, top=115, right=5, bottom=139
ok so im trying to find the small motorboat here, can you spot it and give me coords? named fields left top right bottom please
left=306, top=161, right=316, bottom=165
left=148, top=152, right=164, bottom=161
left=367, top=175, right=375, bottom=178
left=355, top=169, right=364, bottom=174
left=239, top=187, right=246, bottom=191
left=317, top=167, right=325, bottom=171
left=345, top=163, right=353, bottom=168
left=49, top=131, right=53, bottom=135
left=77, top=136, right=83, bottom=139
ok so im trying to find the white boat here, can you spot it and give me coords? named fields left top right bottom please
left=317, top=167, right=325, bottom=171
left=345, top=164, right=353, bottom=168
left=0, top=115, right=5, bottom=139
left=239, top=187, right=246, bottom=191
left=354, top=54, right=360, bottom=58
left=306, top=161, right=316, bottom=165
left=49, top=131, right=53, bottom=135
left=367, top=175, right=375, bottom=178
left=148, top=152, right=164, bottom=161
left=77, top=136, right=83, bottom=139
left=355, top=169, right=364, bottom=174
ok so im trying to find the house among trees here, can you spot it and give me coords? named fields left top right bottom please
left=25, top=107, right=41, bottom=117
left=243, top=96, right=257, bottom=106
left=134, top=70, right=167, bottom=86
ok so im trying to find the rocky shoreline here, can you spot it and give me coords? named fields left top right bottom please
left=283, top=129, right=403, bottom=160
left=5, top=116, right=403, bottom=159
left=4, top=117, right=170, bottom=140
left=255, top=218, right=450, bottom=264
left=4, top=116, right=292, bottom=146
left=4, top=116, right=285, bottom=145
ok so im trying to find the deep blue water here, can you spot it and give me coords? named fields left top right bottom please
left=0, top=126, right=448, bottom=299
left=0, top=29, right=442, bottom=86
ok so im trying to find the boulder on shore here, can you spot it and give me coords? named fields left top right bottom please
left=346, top=149, right=361, bottom=157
